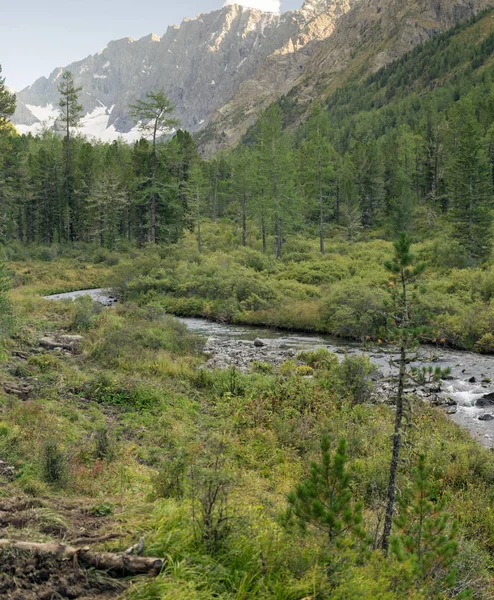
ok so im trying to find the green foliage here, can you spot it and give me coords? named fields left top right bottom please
left=68, top=296, right=102, bottom=331
left=0, top=65, right=16, bottom=130
left=90, top=502, right=114, bottom=517
left=391, top=454, right=466, bottom=597
left=297, top=348, right=339, bottom=370
left=338, top=355, right=377, bottom=404
left=0, top=261, right=12, bottom=349
left=41, top=440, right=68, bottom=487
left=287, top=435, right=368, bottom=548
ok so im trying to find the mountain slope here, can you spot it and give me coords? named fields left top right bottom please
left=12, top=1, right=349, bottom=141
left=198, top=0, right=494, bottom=152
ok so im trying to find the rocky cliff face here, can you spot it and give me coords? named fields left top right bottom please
left=12, top=0, right=494, bottom=147
left=12, top=1, right=342, bottom=140
left=200, top=0, right=493, bottom=152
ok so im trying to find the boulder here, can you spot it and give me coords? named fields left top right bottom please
left=479, top=414, right=494, bottom=421
left=254, top=338, right=266, bottom=348
left=476, top=392, right=494, bottom=407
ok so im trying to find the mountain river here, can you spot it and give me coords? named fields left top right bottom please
left=44, top=288, right=494, bottom=448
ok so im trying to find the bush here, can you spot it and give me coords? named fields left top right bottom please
left=41, top=440, right=68, bottom=487
left=69, top=296, right=102, bottom=331
left=321, top=282, right=387, bottom=340
left=337, top=355, right=377, bottom=404
left=297, top=348, right=338, bottom=370
left=475, top=333, right=494, bottom=354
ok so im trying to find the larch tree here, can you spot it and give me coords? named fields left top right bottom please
left=187, top=162, right=209, bottom=253
left=299, top=102, right=335, bottom=255
left=57, top=71, right=83, bottom=241
left=256, top=105, right=293, bottom=259
left=0, top=66, right=16, bottom=132
left=129, top=90, right=179, bottom=244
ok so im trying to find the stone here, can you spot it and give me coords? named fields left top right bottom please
left=479, top=414, right=494, bottom=421
left=254, top=338, right=266, bottom=348
left=468, top=376, right=476, bottom=383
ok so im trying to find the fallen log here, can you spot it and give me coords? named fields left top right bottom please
left=0, top=539, right=163, bottom=576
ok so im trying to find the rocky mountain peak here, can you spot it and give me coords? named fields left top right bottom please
left=11, top=0, right=494, bottom=147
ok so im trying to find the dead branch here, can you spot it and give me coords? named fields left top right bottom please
left=0, top=539, right=163, bottom=576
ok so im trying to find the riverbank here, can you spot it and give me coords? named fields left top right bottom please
left=1, top=258, right=494, bottom=598
left=108, top=228, right=494, bottom=354
left=43, top=289, right=494, bottom=448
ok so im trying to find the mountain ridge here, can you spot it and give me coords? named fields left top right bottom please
left=11, top=0, right=494, bottom=147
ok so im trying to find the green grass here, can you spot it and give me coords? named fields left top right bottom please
left=0, top=238, right=493, bottom=598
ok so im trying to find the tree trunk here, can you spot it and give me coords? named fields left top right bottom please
left=0, top=539, right=164, bottom=576
left=150, top=121, right=158, bottom=244
left=319, top=182, right=325, bottom=255
left=382, top=269, right=409, bottom=553
left=261, top=214, right=267, bottom=254
left=381, top=340, right=406, bottom=553
left=241, top=191, right=247, bottom=247
left=275, top=213, right=282, bottom=259
left=197, top=189, right=202, bottom=253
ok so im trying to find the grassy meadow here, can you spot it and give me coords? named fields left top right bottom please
left=0, top=228, right=493, bottom=597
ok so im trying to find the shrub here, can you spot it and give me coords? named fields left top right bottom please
left=69, top=296, right=102, bottom=331
left=475, top=333, right=494, bottom=354
left=297, top=348, right=338, bottom=370
left=41, top=440, right=68, bottom=487
left=90, top=502, right=114, bottom=517
left=321, top=281, right=387, bottom=340
left=337, top=355, right=377, bottom=404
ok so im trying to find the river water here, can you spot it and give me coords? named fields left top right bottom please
left=44, top=288, right=494, bottom=448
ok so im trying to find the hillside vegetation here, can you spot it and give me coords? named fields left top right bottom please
left=0, top=7, right=493, bottom=600
left=0, top=253, right=491, bottom=599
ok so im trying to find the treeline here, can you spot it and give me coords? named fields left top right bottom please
left=0, top=9, right=493, bottom=264
left=0, top=127, right=198, bottom=248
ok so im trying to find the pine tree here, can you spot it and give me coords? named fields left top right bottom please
left=129, top=90, right=179, bottom=243
left=287, top=435, right=367, bottom=548
left=392, top=454, right=464, bottom=596
left=381, top=234, right=427, bottom=554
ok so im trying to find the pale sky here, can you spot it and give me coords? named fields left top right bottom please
left=1, top=0, right=302, bottom=92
